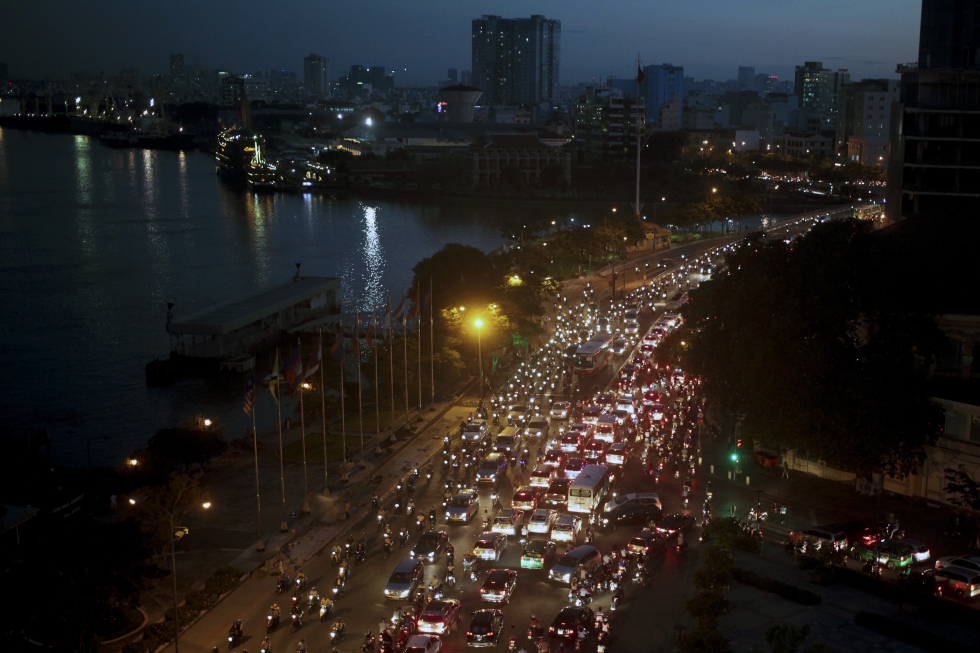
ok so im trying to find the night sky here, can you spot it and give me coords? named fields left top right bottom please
left=3, top=0, right=920, bottom=84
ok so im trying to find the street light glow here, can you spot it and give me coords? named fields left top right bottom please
left=203, top=419, right=212, bottom=427
left=474, top=318, right=484, bottom=328
left=202, top=501, right=211, bottom=509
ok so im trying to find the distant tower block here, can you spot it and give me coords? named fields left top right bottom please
left=438, top=85, right=483, bottom=123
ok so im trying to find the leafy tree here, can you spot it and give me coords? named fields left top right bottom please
left=677, top=629, right=732, bottom=653
left=127, top=424, right=227, bottom=486
left=764, top=625, right=810, bottom=653
left=944, top=468, right=980, bottom=549
left=686, top=589, right=728, bottom=631
left=128, top=471, right=207, bottom=557
left=671, top=220, right=942, bottom=476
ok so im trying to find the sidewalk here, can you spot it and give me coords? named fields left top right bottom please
left=139, top=377, right=481, bottom=640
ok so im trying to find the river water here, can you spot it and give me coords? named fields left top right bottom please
left=0, top=128, right=605, bottom=466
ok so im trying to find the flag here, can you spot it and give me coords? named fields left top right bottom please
left=366, top=311, right=376, bottom=346
left=637, top=65, right=645, bottom=84
left=305, top=336, right=321, bottom=378
left=382, top=298, right=391, bottom=331
left=422, top=290, right=431, bottom=310
left=352, top=316, right=361, bottom=356
left=244, top=374, right=255, bottom=414
left=282, top=348, right=304, bottom=388
left=407, top=287, right=420, bottom=321
left=269, top=351, right=280, bottom=401
left=392, top=294, right=406, bottom=321
left=330, top=324, right=345, bottom=361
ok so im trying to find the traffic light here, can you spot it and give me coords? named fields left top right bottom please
left=736, top=438, right=743, bottom=449
left=730, top=452, right=739, bottom=462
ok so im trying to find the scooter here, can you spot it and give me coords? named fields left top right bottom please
left=330, top=622, right=346, bottom=642
left=319, top=600, right=333, bottom=621
left=277, top=577, right=289, bottom=595
left=266, top=613, right=280, bottom=633
left=290, top=612, right=303, bottom=633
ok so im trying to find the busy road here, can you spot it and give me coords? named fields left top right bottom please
left=184, top=211, right=841, bottom=653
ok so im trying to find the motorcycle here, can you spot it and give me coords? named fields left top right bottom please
left=290, top=612, right=303, bottom=633
left=228, top=627, right=243, bottom=649
left=319, top=600, right=334, bottom=621
left=277, top=577, right=289, bottom=595
left=399, top=529, right=409, bottom=548
left=330, top=622, right=346, bottom=642
left=266, top=612, right=279, bottom=633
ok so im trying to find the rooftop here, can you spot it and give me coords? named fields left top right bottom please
left=168, top=276, right=340, bottom=336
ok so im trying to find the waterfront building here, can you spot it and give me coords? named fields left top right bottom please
left=462, top=133, right=570, bottom=189
left=834, top=78, right=899, bottom=168
left=471, top=14, right=561, bottom=106
left=304, top=53, right=329, bottom=98
left=887, top=0, right=980, bottom=221
left=641, top=63, right=684, bottom=126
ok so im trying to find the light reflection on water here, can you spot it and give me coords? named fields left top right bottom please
left=3, top=129, right=583, bottom=465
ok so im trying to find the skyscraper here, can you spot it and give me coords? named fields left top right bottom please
left=303, top=53, right=329, bottom=98
left=887, top=0, right=980, bottom=220
left=447, top=68, right=458, bottom=85
left=471, top=14, right=561, bottom=105
left=170, top=54, right=185, bottom=84
left=642, top=63, right=685, bottom=125
left=738, top=66, right=756, bottom=91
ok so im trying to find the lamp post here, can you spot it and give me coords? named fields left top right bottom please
left=128, top=492, right=210, bottom=653
left=474, top=318, right=484, bottom=399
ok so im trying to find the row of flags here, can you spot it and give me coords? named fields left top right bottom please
left=244, top=289, right=431, bottom=414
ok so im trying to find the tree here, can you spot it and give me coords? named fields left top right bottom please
left=944, top=468, right=980, bottom=549
left=764, top=625, right=810, bottom=653
left=673, top=220, right=942, bottom=477
left=540, top=163, right=569, bottom=192
left=127, top=424, right=227, bottom=487
left=686, top=589, right=728, bottom=631
left=500, top=164, right=528, bottom=193
left=129, top=471, right=207, bottom=557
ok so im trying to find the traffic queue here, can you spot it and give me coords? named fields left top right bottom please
left=241, top=242, right=729, bottom=653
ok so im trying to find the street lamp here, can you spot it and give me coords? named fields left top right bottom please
left=129, top=494, right=210, bottom=653
left=474, top=318, right=484, bottom=399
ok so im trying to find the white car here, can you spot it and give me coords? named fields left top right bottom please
left=551, top=514, right=583, bottom=543
left=405, top=634, right=442, bottom=653
left=901, top=539, right=931, bottom=563
left=491, top=509, right=525, bottom=537
left=935, top=555, right=980, bottom=573
left=550, top=401, right=570, bottom=420
left=624, top=320, right=640, bottom=335
left=527, top=509, right=559, bottom=534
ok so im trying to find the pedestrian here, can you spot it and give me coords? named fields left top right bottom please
left=344, top=500, right=351, bottom=521
left=781, top=460, right=789, bottom=479
left=730, top=504, right=736, bottom=518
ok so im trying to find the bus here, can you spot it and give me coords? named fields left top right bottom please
left=573, top=337, right=613, bottom=376
left=567, top=464, right=611, bottom=514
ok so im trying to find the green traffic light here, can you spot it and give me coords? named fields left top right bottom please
left=730, top=453, right=739, bottom=462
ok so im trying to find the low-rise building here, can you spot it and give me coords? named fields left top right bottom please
left=465, top=133, right=571, bottom=189
left=771, top=132, right=834, bottom=159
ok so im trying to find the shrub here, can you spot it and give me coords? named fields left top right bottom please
left=732, top=568, right=822, bottom=605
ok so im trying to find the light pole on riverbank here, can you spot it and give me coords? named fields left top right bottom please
left=474, top=318, right=484, bottom=400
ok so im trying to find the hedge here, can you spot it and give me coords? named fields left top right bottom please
left=853, top=611, right=976, bottom=653
left=732, top=568, right=822, bottom=606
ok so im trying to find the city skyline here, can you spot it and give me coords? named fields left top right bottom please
left=3, top=0, right=919, bottom=85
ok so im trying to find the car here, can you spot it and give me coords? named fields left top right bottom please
left=548, top=606, right=595, bottom=640
left=530, top=464, right=558, bottom=488
left=507, top=404, right=528, bottom=425
left=418, top=599, right=461, bottom=635
left=791, top=526, right=848, bottom=552
left=597, top=317, right=611, bottom=333
left=612, top=408, right=631, bottom=425
left=543, top=478, right=571, bottom=507
left=521, top=539, right=558, bottom=569
left=833, top=520, right=882, bottom=547
left=466, top=609, right=504, bottom=647
left=491, top=509, right=525, bottom=537
left=600, top=502, right=662, bottom=531
left=849, top=542, right=914, bottom=569
left=901, top=539, right=931, bottom=563
left=936, top=555, right=980, bottom=573
left=582, top=439, right=608, bottom=463
left=604, top=493, right=662, bottom=513
left=611, top=339, right=628, bottom=355
left=511, top=486, right=542, bottom=511
left=582, top=406, right=602, bottom=425
left=624, top=320, right=640, bottom=335
left=552, top=514, right=583, bottom=543
left=543, top=449, right=567, bottom=470
left=560, top=432, right=586, bottom=453
left=640, top=343, right=656, bottom=357
left=628, top=529, right=668, bottom=557
left=596, top=393, right=615, bottom=407
left=411, top=531, right=450, bottom=562
left=605, top=442, right=631, bottom=466
left=473, top=533, right=508, bottom=561
left=642, top=331, right=658, bottom=342
left=568, top=422, right=594, bottom=438
left=932, top=566, right=980, bottom=598
left=654, top=513, right=696, bottom=536
left=405, top=634, right=442, bottom=653
left=563, top=457, right=586, bottom=480
left=649, top=403, right=665, bottom=421
left=527, top=509, right=559, bottom=534
left=479, top=568, right=518, bottom=603
left=446, top=489, right=480, bottom=523
left=550, top=401, right=571, bottom=420
left=526, top=418, right=550, bottom=439
left=384, top=558, right=426, bottom=600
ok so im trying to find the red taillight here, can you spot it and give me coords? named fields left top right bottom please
left=487, top=632, right=496, bottom=638
left=466, top=632, right=473, bottom=637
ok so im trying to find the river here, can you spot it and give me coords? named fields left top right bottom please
left=0, top=128, right=607, bottom=466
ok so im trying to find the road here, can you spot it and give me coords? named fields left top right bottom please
left=167, top=207, right=850, bottom=653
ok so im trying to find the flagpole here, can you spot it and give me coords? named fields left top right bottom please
left=276, top=348, right=286, bottom=532
left=298, top=340, right=310, bottom=515
left=429, top=276, right=435, bottom=407
left=403, top=313, right=409, bottom=429
left=388, top=301, right=395, bottom=437
left=340, top=331, right=347, bottom=466
left=635, top=53, right=644, bottom=221
left=373, top=313, right=380, bottom=444
left=249, top=377, right=264, bottom=552
left=319, top=328, right=329, bottom=495
left=417, top=305, right=422, bottom=417
left=356, top=313, right=364, bottom=457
